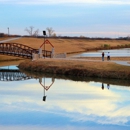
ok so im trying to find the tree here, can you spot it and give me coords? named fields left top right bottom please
left=46, top=27, right=54, bottom=37
left=52, top=33, right=57, bottom=37
left=25, top=26, right=39, bottom=36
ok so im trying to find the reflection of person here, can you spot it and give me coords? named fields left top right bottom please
left=102, top=83, right=104, bottom=90
left=102, top=52, right=105, bottom=61
left=107, top=52, right=110, bottom=61
left=107, top=84, right=110, bottom=89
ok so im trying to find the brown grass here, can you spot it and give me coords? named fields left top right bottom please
left=10, top=37, right=130, bottom=54
left=35, top=58, right=129, bottom=71
left=0, top=55, right=23, bottom=62
left=0, top=59, right=25, bottom=67
left=1, top=37, right=130, bottom=61
left=0, top=37, right=12, bottom=41
left=18, top=59, right=130, bottom=80
left=72, top=57, right=130, bottom=61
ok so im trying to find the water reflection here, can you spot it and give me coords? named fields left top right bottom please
left=107, top=83, right=110, bottom=89
left=72, top=48, right=130, bottom=57
left=39, top=77, right=55, bottom=102
left=0, top=67, right=55, bottom=102
left=102, top=83, right=104, bottom=90
left=0, top=66, right=130, bottom=130
left=102, top=83, right=110, bottom=90
left=0, top=68, right=32, bottom=81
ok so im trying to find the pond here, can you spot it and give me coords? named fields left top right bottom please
left=0, top=65, right=130, bottom=130
left=72, top=48, right=130, bottom=57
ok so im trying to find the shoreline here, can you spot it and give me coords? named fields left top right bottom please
left=69, top=56, right=130, bottom=62
left=18, top=58, right=130, bottom=80
left=20, top=69, right=130, bottom=86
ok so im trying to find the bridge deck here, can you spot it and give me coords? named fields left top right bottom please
left=0, top=43, right=52, bottom=59
left=0, top=69, right=32, bottom=81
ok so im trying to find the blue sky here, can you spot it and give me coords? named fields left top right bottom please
left=0, top=0, right=130, bottom=37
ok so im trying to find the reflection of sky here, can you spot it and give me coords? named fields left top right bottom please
left=0, top=66, right=19, bottom=70
left=0, top=77, right=130, bottom=130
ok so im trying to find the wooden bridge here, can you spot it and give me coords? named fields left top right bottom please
left=0, top=69, right=32, bottom=81
left=0, top=43, right=52, bottom=59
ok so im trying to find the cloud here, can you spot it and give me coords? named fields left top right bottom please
left=1, top=79, right=130, bottom=126
left=56, top=31, right=130, bottom=37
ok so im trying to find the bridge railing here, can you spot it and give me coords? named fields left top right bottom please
left=42, top=50, right=52, bottom=58
left=0, top=69, right=32, bottom=81
left=0, top=43, right=52, bottom=59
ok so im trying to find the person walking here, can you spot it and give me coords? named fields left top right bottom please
left=107, top=52, right=110, bottom=61
left=102, top=52, right=105, bottom=61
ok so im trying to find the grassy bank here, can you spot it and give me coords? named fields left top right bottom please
left=18, top=59, right=130, bottom=80
left=71, top=57, right=130, bottom=61
left=1, top=37, right=130, bottom=80
left=21, top=69, right=130, bottom=86
left=0, top=55, right=23, bottom=62
left=0, top=60, right=25, bottom=67
left=10, top=37, right=130, bottom=54
left=1, top=37, right=130, bottom=61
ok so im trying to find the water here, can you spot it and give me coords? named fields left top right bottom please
left=0, top=65, right=130, bottom=130
left=0, top=65, right=18, bottom=70
left=73, top=48, right=130, bottom=57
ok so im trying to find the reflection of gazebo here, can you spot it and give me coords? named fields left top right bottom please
left=39, top=77, right=55, bottom=102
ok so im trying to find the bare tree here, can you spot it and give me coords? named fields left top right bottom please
left=46, top=27, right=54, bottom=37
left=33, top=29, right=39, bottom=36
left=25, top=26, right=39, bottom=36
left=52, top=33, right=57, bottom=37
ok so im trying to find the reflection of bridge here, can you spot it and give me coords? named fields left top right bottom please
left=0, top=69, right=32, bottom=81
left=0, top=68, right=55, bottom=102
left=0, top=43, right=52, bottom=59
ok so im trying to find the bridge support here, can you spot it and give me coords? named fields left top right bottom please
left=39, top=48, right=43, bottom=58
left=51, top=47, right=55, bottom=58
left=0, top=43, right=52, bottom=59
left=32, top=53, right=39, bottom=60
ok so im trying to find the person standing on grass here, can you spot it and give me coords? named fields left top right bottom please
left=102, top=52, right=105, bottom=61
left=107, top=52, right=110, bottom=61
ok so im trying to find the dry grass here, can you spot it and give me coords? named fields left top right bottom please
left=1, top=37, right=130, bottom=61
left=36, top=58, right=130, bottom=71
left=0, top=59, right=25, bottom=67
left=0, top=55, right=23, bottom=62
left=18, top=59, right=130, bottom=79
left=0, top=37, right=11, bottom=41
left=10, top=37, right=130, bottom=54
left=72, top=57, right=130, bottom=61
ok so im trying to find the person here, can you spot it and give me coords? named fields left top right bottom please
left=102, top=52, right=105, bottom=61
left=102, top=83, right=104, bottom=90
left=107, top=52, right=110, bottom=61
left=107, top=84, right=110, bottom=89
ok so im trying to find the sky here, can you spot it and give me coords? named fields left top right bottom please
left=0, top=0, right=130, bottom=38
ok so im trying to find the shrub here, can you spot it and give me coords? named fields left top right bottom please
left=103, top=44, right=110, bottom=49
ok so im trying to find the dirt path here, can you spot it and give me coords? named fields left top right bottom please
left=66, top=57, right=130, bottom=66
left=0, top=37, right=22, bottom=43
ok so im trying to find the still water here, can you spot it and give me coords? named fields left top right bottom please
left=0, top=65, right=130, bottom=130
left=73, top=48, right=130, bottom=57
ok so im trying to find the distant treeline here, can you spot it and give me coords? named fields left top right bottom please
left=0, top=33, right=21, bottom=37
left=0, top=32, right=130, bottom=40
left=24, top=35, right=130, bottom=40
left=36, top=36, right=130, bottom=40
